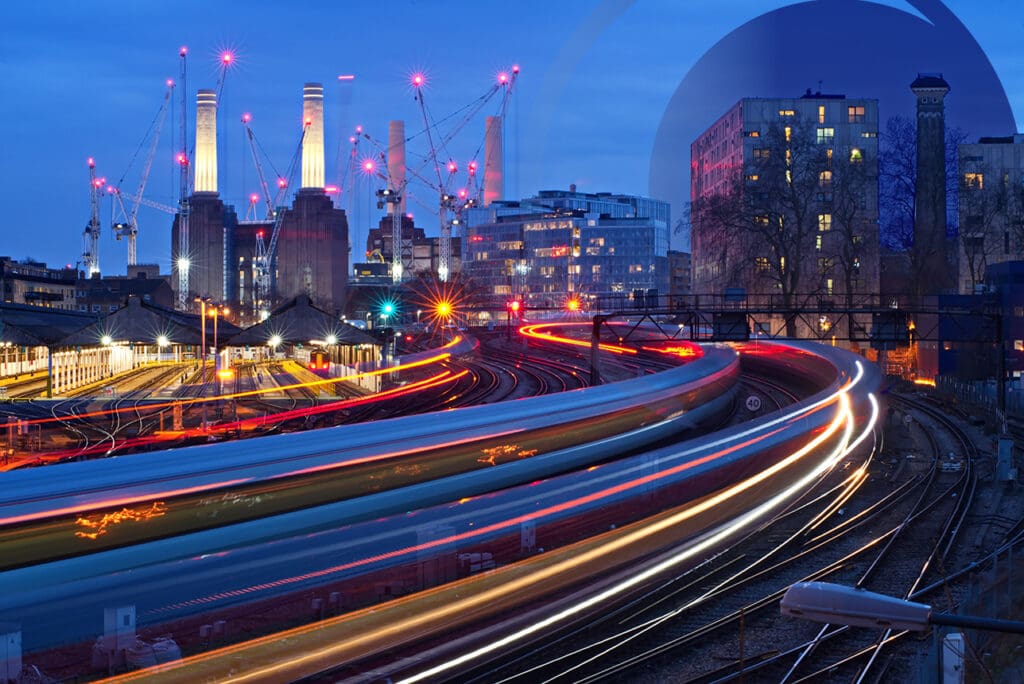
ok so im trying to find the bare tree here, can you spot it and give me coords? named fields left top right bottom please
left=827, top=146, right=877, bottom=341
left=878, top=115, right=967, bottom=297
left=958, top=164, right=1009, bottom=292
left=692, top=115, right=831, bottom=336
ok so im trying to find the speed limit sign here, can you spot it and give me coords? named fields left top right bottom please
left=745, top=395, right=762, bottom=412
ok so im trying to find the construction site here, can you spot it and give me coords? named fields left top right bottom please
left=79, top=49, right=519, bottom=326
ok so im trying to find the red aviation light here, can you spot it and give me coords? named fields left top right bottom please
left=241, top=112, right=252, bottom=123
left=179, top=46, right=188, bottom=57
left=257, top=231, right=264, bottom=238
left=249, top=193, right=259, bottom=204
left=411, top=73, right=425, bottom=88
left=221, top=52, right=233, bottom=65
left=458, top=189, right=468, bottom=199
left=512, top=64, right=520, bottom=74
left=498, top=72, right=508, bottom=85
left=467, top=161, right=477, bottom=174
left=349, top=136, right=356, bottom=144
left=177, top=153, right=188, bottom=166
left=166, top=78, right=174, bottom=88
left=277, top=177, right=287, bottom=188
left=355, top=125, right=363, bottom=133
left=304, top=116, right=313, bottom=126
left=447, top=161, right=457, bottom=173
left=325, top=185, right=339, bottom=194
left=363, top=160, right=375, bottom=173
left=87, top=157, right=95, bottom=168
left=509, top=300, right=521, bottom=313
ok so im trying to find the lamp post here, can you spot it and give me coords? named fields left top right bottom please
left=781, top=582, right=1024, bottom=634
left=196, top=298, right=208, bottom=429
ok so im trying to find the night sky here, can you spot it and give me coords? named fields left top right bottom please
left=1, top=1, right=1021, bottom=275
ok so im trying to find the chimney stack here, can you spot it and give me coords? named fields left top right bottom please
left=387, top=120, right=406, bottom=214
left=194, top=89, right=217, bottom=194
left=301, top=83, right=325, bottom=190
left=484, top=116, right=504, bottom=206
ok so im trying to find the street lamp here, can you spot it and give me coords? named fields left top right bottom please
left=781, top=582, right=1024, bottom=634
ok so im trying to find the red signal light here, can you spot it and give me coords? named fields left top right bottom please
left=509, top=300, right=521, bottom=313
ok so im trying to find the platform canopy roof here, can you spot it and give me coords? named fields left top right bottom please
left=58, top=296, right=241, bottom=347
left=226, top=295, right=378, bottom=347
left=0, top=302, right=98, bottom=346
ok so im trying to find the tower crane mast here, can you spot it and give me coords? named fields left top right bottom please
left=82, top=158, right=103, bottom=276
left=176, top=46, right=191, bottom=311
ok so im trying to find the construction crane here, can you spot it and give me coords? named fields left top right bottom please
left=241, top=114, right=277, bottom=220
left=251, top=122, right=308, bottom=318
left=176, top=46, right=191, bottom=311
left=82, top=158, right=104, bottom=276
left=112, top=81, right=175, bottom=266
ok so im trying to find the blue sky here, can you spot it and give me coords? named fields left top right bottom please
left=1, top=1, right=1021, bottom=274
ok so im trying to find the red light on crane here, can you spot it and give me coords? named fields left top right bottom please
left=355, top=125, right=363, bottom=133
left=467, top=161, right=477, bottom=174
left=324, top=185, right=339, bottom=193
left=349, top=136, right=356, bottom=144
left=363, top=160, right=375, bottom=173
left=411, top=73, right=425, bottom=87
left=447, top=161, right=457, bottom=173
left=93, top=178, right=104, bottom=188
left=106, top=185, right=114, bottom=193
left=304, top=116, right=313, bottom=126
left=277, top=178, right=287, bottom=188
left=249, top=193, right=259, bottom=204
left=176, top=153, right=188, bottom=166
left=257, top=231, right=264, bottom=238
left=166, top=79, right=174, bottom=88
left=221, top=52, right=233, bottom=65
left=179, top=46, right=188, bottom=56
left=458, top=189, right=468, bottom=199
left=512, top=64, right=520, bottom=74
left=87, top=157, right=95, bottom=168
left=498, top=72, right=508, bottom=84
left=241, top=112, right=252, bottom=123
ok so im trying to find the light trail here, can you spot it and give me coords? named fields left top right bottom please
left=99, top=360, right=876, bottom=684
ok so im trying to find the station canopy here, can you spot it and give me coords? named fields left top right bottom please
left=58, top=295, right=240, bottom=348
left=0, top=302, right=98, bottom=346
left=226, top=295, right=378, bottom=348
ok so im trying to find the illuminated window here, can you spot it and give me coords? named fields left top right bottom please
left=754, top=256, right=769, bottom=271
left=861, top=131, right=877, bottom=138
left=848, top=105, right=866, bottom=123
left=818, top=214, right=833, bottom=231
left=779, top=109, right=795, bottom=117
left=816, top=235, right=823, bottom=251
left=745, top=130, right=760, bottom=138
left=785, top=126, right=792, bottom=142
left=964, top=172, right=984, bottom=189
left=589, top=237, right=605, bottom=246
left=818, top=105, right=826, bottom=124
left=850, top=148, right=863, bottom=163
left=754, top=215, right=770, bottom=226
left=817, top=127, right=835, bottom=144
left=819, top=170, right=833, bottom=187
left=1015, top=340, right=1024, bottom=352
left=746, top=174, right=759, bottom=182
left=826, top=279, right=834, bottom=295
left=754, top=148, right=770, bottom=159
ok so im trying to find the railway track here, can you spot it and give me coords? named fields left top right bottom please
left=458, top=384, right=986, bottom=684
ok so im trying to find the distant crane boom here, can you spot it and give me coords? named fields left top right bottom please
left=114, top=82, right=174, bottom=266
left=253, top=124, right=307, bottom=317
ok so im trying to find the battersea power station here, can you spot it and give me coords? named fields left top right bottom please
left=170, top=83, right=348, bottom=321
